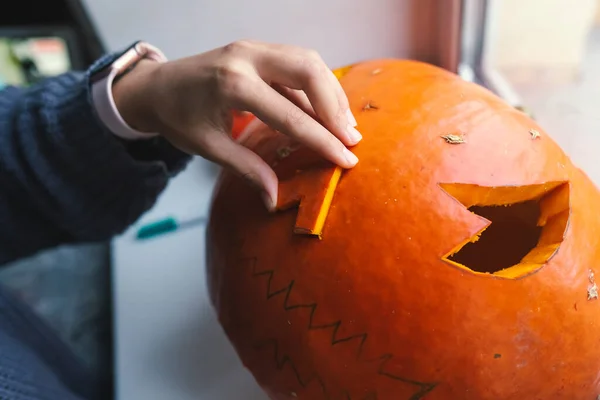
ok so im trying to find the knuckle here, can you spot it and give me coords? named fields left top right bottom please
left=215, top=61, right=248, bottom=99
left=303, top=58, right=322, bottom=75
left=299, top=54, right=327, bottom=82
left=222, top=39, right=254, bottom=54
left=303, top=48, right=322, bottom=62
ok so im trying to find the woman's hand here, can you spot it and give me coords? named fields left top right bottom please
left=112, top=40, right=361, bottom=210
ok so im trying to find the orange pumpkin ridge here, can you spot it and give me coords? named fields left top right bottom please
left=207, top=59, right=600, bottom=399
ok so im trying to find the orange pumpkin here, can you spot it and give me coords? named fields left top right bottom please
left=231, top=110, right=256, bottom=140
left=207, top=59, right=600, bottom=399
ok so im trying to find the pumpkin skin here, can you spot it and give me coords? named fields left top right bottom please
left=206, top=59, right=600, bottom=399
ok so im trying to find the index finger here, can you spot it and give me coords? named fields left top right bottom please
left=233, top=76, right=359, bottom=169
left=250, top=43, right=362, bottom=147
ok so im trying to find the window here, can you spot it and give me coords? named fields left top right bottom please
left=457, top=0, right=600, bottom=177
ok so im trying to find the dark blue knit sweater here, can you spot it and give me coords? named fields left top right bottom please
left=0, top=54, right=192, bottom=399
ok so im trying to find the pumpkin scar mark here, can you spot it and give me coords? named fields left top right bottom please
left=276, top=145, right=296, bottom=160
left=588, top=269, right=598, bottom=300
left=439, top=181, right=570, bottom=279
left=362, top=102, right=379, bottom=111
left=441, top=133, right=465, bottom=144
left=243, top=256, right=438, bottom=399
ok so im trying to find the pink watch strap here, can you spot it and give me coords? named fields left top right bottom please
left=91, top=42, right=168, bottom=140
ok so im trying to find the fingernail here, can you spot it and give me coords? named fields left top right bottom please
left=346, top=109, right=357, bottom=127
left=261, top=190, right=275, bottom=211
left=347, top=125, right=362, bottom=144
left=343, top=148, right=359, bottom=166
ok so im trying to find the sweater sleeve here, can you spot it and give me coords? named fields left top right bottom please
left=0, top=59, right=193, bottom=266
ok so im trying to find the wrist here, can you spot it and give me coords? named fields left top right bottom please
left=112, top=59, right=163, bottom=134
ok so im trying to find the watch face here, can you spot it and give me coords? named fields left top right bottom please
left=89, top=41, right=144, bottom=84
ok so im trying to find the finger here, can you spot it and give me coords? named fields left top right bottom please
left=325, top=67, right=358, bottom=126
left=251, top=44, right=361, bottom=146
left=272, top=83, right=316, bottom=120
left=200, top=130, right=279, bottom=211
left=254, top=42, right=354, bottom=116
left=235, top=77, right=359, bottom=169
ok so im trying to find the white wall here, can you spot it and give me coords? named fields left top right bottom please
left=81, top=0, right=440, bottom=68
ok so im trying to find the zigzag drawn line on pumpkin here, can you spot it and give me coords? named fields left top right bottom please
left=375, top=354, right=438, bottom=400
left=254, top=339, right=329, bottom=397
left=254, top=270, right=368, bottom=356
left=255, top=337, right=435, bottom=400
left=240, top=256, right=438, bottom=400
left=256, top=339, right=383, bottom=400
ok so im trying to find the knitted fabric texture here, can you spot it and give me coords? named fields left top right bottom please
left=0, top=53, right=192, bottom=399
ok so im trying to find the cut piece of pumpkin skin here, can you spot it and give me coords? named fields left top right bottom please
left=275, top=166, right=342, bottom=237
left=440, top=181, right=570, bottom=279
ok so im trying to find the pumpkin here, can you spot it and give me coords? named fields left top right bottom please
left=207, top=59, right=600, bottom=399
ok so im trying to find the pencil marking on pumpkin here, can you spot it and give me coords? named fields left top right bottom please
left=373, top=353, right=438, bottom=399
left=251, top=257, right=367, bottom=357
left=239, top=256, right=438, bottom=399
left=254, top=338, right=329, bottom=397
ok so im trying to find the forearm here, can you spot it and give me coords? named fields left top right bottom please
left=0, top=60, right=192, bottom=265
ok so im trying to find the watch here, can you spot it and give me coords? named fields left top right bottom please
left=90, top=41, right=168, bottom=140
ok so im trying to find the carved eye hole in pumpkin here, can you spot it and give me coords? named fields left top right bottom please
left=440, top=181, right=570, bottom=279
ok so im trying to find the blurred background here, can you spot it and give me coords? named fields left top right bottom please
left=0, top=0, right=598, bottom=399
